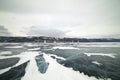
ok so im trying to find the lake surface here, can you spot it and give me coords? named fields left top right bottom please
left=0, top=42, right=120, bottom=80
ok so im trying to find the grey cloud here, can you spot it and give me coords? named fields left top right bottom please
left=0, top=25, right=11, bottom=36
left=0, top=0, right=120, bottom=24
left=27, top=26, right=65, bottom=37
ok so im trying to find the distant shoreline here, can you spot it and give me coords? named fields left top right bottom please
left=0, top=36, right=120, bottom=42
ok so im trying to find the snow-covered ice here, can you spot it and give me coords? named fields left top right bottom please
left=5, top=46, right=23, bottom=48
left=0, top=51, right=12, bottom=56
left=27, top=48, right=40, bottom=51
left=52, top=46, right=79, bottom=50
left=22, top=52, right=101, bottom=80
left=84, top=53, right=116, bottom=58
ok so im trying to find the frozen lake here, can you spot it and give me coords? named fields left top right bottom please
left=0, top=42, right=120, bottom=80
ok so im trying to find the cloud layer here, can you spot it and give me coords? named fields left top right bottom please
left=0, top=0, right=120, bottom=38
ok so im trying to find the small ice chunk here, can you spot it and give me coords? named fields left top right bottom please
left=92, top=61, right=102, bottom=66
left=52, top=46, right=79, bottom=50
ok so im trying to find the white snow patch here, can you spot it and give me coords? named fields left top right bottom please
left=0, top=51, right=12, bottom=55
left=5, top=46, right=23, bottom=48
left=24, top=43, right=39, bottom=47
left=27, top=48, right=40, bottom=51
left=21, top=52, right=40, bottom=80
left=52, top=46, right=79, bottom=50
left=12, top=52, right=40, bottom=67
left=84, top=53, right=116, bottom=58
left=92, top=61, right=102, bottom=66
left=0, top=67, right=11, bottom=74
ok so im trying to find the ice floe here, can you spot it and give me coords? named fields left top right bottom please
left=84, top=53, right=116, bottom=58
left=52, top=46, right=79, bottom=50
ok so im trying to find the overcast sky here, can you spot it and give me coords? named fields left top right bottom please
left=0, top=0, right=120, bottom=38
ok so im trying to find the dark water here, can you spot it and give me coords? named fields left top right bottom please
left=0, top=42, right=120, bottom=80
